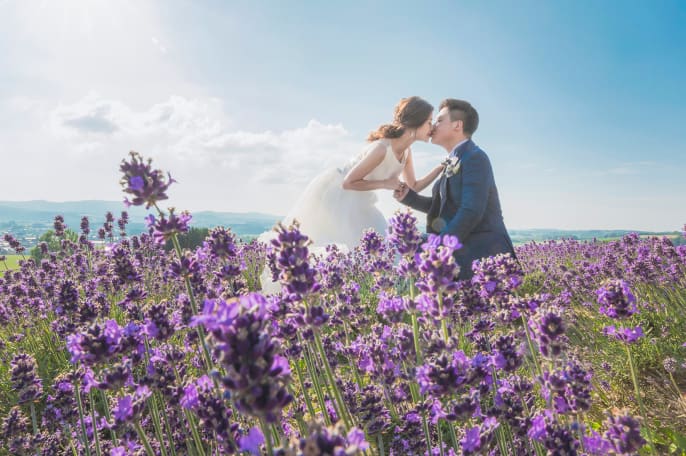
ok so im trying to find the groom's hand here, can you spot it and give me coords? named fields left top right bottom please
left=394, top=183, right=410, bottom=201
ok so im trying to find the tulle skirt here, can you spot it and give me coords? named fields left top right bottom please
left=258, top=167, right=387, bottom=293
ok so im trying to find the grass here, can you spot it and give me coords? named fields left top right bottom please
left=0, top=254, right=23, bottom=277
left=517, top=275, right=686, bottom=453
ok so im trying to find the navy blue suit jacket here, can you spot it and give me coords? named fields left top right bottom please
left=401, top=139, right=515, bottom=279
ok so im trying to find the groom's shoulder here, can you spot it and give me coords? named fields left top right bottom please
left=465, top=141, right=489, bottom=160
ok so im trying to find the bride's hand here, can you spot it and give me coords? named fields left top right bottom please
left=384, top=176, right=403, bottom=191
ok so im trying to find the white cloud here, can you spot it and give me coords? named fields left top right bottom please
left=151, top=37, right=168, bottom=54
left=46, top=93, right=355, bottom=181
left=1, top=92, right=363, bottom=215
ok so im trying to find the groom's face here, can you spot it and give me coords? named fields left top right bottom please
left=431, top=107, right=461, bottom=147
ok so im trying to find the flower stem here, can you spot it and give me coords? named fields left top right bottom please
left=377, top=433, right=386, bottom=456
left=313, top=329, right=353, bottom=429
left=172, top=366, right=206, bottom=456
left=98, top=389, right=118, bottom=446
left=74, top=383, right=92, bottom=456
left=625, top=344, right=657, bottom=455
left=29, top=403, right=38, bottom=435
left=160, top=405, right=178, bottom=456
left=293, top=359, right=316, bottom=419
left=446, top=420, right=458, bottom=451
left=301, top=337, right=331, bottom=425
left=437, top=295, right=449, bottom=344
left=408, top=282, right=433, bottom=454
left=521, top=314, right=543, bottom=378
left=89, top=390, right=102, bottom=456
left=260, top=418, right=274, bottom=456
left=134, top=420, right=156, bottom=456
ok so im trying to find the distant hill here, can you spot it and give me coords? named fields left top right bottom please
left=0, top=200, right=282, bottom=239
left=0, top=200, right=681, bottom=245
left=506, top=228, right=682, bottom=245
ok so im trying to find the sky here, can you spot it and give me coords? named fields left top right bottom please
left=1, top=0, right=684, bottom=231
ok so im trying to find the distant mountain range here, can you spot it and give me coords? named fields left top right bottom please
left=0, top=200, right=282, bottom=238
left=0, top=200, right=681, bottom=244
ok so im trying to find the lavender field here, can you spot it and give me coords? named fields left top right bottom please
left=1, top=152, right=685, bottom=455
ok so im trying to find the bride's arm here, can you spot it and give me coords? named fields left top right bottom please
left=342, top=144, right=401, bottom=191
left=402, top=150, right=444, bottom=193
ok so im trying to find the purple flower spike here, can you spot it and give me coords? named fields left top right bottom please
left=604, top=412, right=646, bottom=455
left=192, top=293, right=293, bottom=423
left=460, top=417, right=498, bottom=455
left=204, top=226, right=238, bottom=260
left=603, top=325, right=644, bottom=344
left=10, top=353, right=43, bottom=404
left=416, top=234, right=460, bottom=296
left=279, top=422, right=368, bottom=454
left=387, top=210, right=422, bottom=256
left=119, top=151, right=176, bottom=208
left=269, top=221, right=320, bottom=298
left=596, top=279, right=637, bottom=319
left=112, top=386, right=151, bottom=427
left=239, top=426, right=264, bottom=455
left=145, top=208, right=192, bottom=245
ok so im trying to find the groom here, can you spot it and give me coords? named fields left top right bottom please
left=394, top=98, right=516, bottom=280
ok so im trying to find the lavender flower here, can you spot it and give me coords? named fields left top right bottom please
left=80, top=216, right=90, bottom=236
left=145, top=208, right=192, bottom=245
left=596, top=279, right=637, bottom=319
left=117, top=211, right=129, bottom=237
left=10, top=353, right=43, bottom=404
left=53, top=215, right=66, bottom=237
left=416, top=350, right=472, bottom=397
left=119, top=151, right=175, bottom=208
left=270, top=222, right=320, bottom=298
left=279, top=422, right=368, bottom=455
left=461, top=417, right=498, bottom=455
left=112, top=386, right=151, bottom=427
left=529, top=305, right=567, bottom=358
left=109, top=244, right=142, bottom=285
left=376, top=293, right=410, bottom=323
left=360, top=229, right=384, bottom=256
left=192, top=293, right=293, bottom=422
left=1, top=406, right=32, bottom=454
left=663, top=357, right=677, bottom=373
left=416, top=234, right=461, bottom=296
left=239, top=427, right=265, bottom=455
left=604, top=412, right=646, bottom=454
left=67, top=319, right=131, bottom=365
left=603, top=325, right=644, bottom=344
left=387, top=209, right=422, bottom=256
left=491, top=333, right=523, bottom=373
left=471, top=253, right=522, bottom=299
left=204, top=226, right=238, bottom=260
left=541, top=360, right=592, bottom=414
left=528, top=411, right=580, bottom=454
left=3, top=234, right=25, bottom=254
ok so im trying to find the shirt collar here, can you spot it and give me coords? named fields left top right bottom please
left=450, top=138, right=469, bottom=157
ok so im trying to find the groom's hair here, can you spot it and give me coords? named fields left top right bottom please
left=440, top=99, right=479, bottom=136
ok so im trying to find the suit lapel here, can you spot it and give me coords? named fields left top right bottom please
left=439, top=139, right=475, bottom=214
left=438, top=173, right=447, bottom=201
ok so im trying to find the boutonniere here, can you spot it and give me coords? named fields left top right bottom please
left=441, top=156, right=461, bottom=178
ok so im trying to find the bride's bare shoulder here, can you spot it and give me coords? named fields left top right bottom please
left=364, top=139, right=389, bottom=158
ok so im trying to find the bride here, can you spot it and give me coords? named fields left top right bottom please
left=260, top=96, right=443, bottom=291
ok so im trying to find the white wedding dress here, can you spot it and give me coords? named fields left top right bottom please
left=259, top=139, right=407, bottom=293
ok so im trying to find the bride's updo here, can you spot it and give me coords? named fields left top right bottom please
left=367, top=96, right=433, bottom=141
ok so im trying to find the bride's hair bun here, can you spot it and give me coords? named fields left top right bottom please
left=367, top=124, right=404, bottom=141
left=367, top=96, right=433, bottom=142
